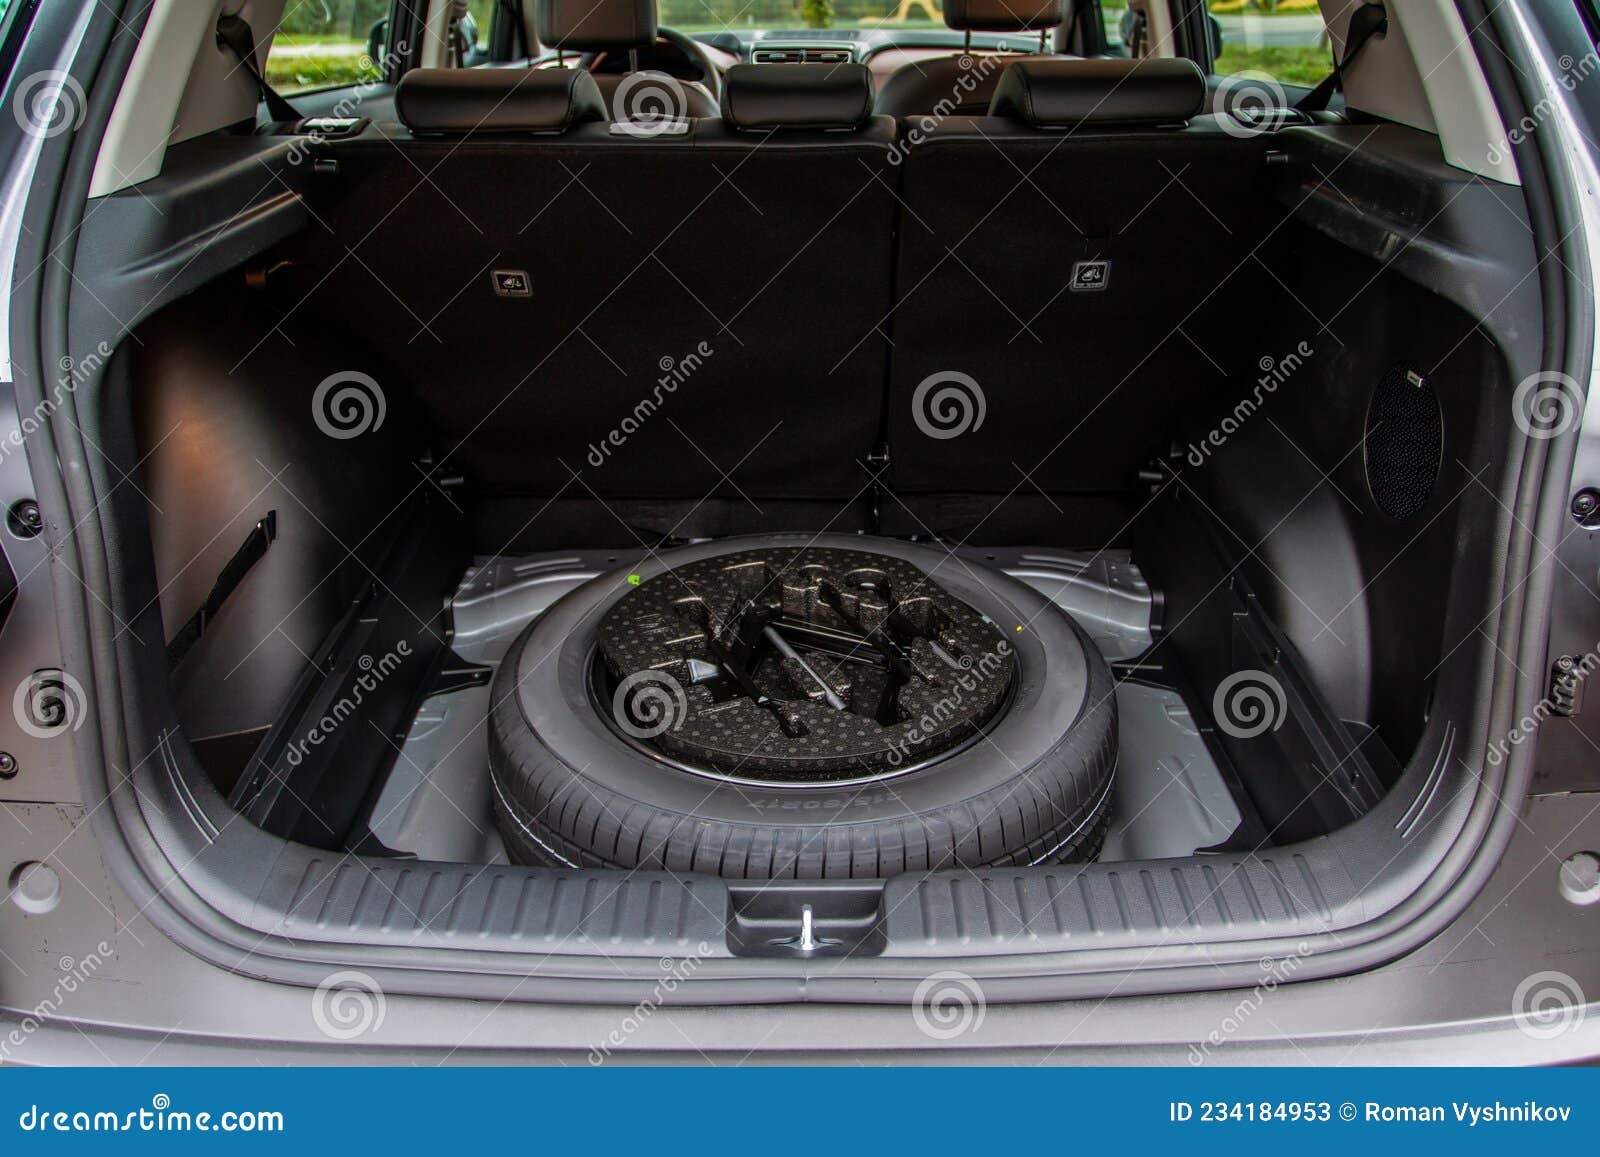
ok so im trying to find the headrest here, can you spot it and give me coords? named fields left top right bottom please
left=989, top=59, right=1205, bottom=128
left=944, top=0, right=1061, bottom=32
left=395, top=68, right=608, bottom=134
left=536, top=0, right=656, bottom=51
left=722, top=64, right=874, bottom=131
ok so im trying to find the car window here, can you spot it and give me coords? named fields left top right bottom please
left=1209, top=0, right=1332, bottom=88
left=0, top=0, right=34, bottom=95
left=264, top=0, right=391, bottom=95
left=461, top=0, right=497, bottom=61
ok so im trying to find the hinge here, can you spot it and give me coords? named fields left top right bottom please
left=864, top=443, right=891, bottom=535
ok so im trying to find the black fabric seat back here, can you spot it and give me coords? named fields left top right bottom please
left=291, top=68, right=896, bottom=511
left=886, top=59, right=1283, bottom=497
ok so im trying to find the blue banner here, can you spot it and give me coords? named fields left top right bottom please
left=1, top=1068, right=1592, bottom=1151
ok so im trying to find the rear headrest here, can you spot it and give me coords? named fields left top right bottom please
left=989, top=59, right=1205, bottom=128
left=722, top=64, right=874, bottom=131
left=536, top=0, right=656, bottom=51
left=395, top=68, right=608, bottom=134
left=944, top=0, right=1061, bottom=32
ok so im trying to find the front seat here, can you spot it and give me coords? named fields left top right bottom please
left=534, top=0, right=719, bottom=119
left=873, top=0, right=1064, bottom=118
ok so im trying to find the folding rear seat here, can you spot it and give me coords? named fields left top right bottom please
left=885, top=59, right=1284, bottom=505
left=287, top=47, right=899, bottom=542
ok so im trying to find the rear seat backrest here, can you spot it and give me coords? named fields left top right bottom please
left=300, top=63, right=897, bottom=507
left=886, top=58, right=1283, bottom=497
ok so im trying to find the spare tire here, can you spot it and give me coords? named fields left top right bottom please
left=487, top=534, right=1116, bottom=879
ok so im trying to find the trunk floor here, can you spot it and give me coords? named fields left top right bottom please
left=369, top=548, right=1243, bottom=866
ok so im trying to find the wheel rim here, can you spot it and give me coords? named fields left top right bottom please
left=592, top=545, right=1018, bottom=784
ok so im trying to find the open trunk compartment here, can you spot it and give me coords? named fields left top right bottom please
left=47, top=96, right=1554, bottom=1000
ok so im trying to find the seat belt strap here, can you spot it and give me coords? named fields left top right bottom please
left=500, top=0, right=531, bottom=58
left=216, top=14, right=302, bottom=124
left=166, top=512, right=277, bottom=668
left=1297, top=2, right=1387, bottom=113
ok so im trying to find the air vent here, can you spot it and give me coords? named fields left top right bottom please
left=752, top=47, right=855, bottom=64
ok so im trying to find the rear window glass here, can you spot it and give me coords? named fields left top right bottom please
left=263, top=2, right=496, bottom=93
left=265, top=0, right=389, bottom=94
left=1209, top=0, right=1332, bottom=87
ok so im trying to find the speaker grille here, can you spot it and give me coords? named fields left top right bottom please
left=1364, top=366, right=1443, bottom=520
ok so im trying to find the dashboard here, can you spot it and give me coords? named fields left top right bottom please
left=721, top=30, right=1053, bottom=85
left=591, top=28, right=1056, bottom=88
left=701, top=28, right=1056, bottom=60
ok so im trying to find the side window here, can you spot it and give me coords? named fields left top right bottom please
left=0, top=0, right=22, bottom=96
left=264, top=0, right=391, bottom=95
left=461, top=0, right=497, bottom=65
left=1209, top=1, right=1332, bottom=87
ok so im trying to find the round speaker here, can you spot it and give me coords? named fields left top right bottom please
left=1364, top=366, right=1443, bottom=520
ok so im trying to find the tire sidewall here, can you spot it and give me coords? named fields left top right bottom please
left=500, top=534, right=1100, bottom=829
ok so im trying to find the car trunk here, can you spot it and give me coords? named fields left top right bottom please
left=64, top=108, right=1543, bottom=995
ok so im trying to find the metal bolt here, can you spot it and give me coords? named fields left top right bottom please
left=0, top=752, right=16, bottom=779
left=1572, top=489, right=1600, bottom=526
left=6, top=499, right=41, bottom=539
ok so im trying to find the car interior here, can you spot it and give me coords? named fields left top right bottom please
left=21, top=0, right=1566, bottom=997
